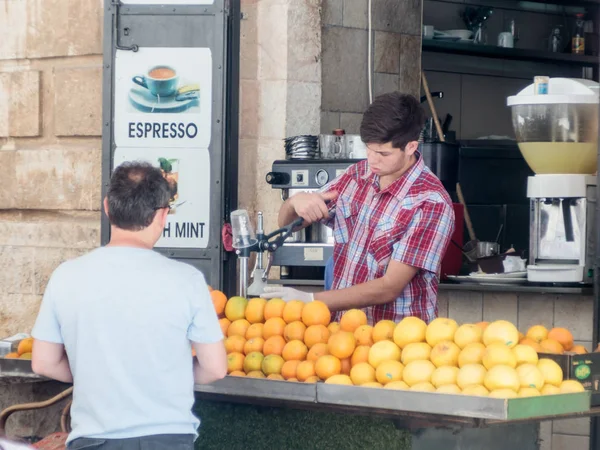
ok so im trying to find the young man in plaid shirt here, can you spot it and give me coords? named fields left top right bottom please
left=262, top=92, right=455, bottom=324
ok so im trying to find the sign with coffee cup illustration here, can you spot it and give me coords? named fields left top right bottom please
left=114, top=47, right=212, bottom=148
left=113, top=147, right=211, bottom=249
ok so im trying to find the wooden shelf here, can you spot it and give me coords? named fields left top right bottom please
left=422, top=39, right=599, bottom=67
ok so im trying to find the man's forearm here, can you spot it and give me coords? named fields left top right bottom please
left=278, top=199, right=299, bottom=228
left=193, top=360, right=225, bottom=385
left=34, top=355, right=73, bottom=383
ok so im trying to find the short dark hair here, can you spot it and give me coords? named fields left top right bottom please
left=107, top=161, right=171, bottom=231
left=360, top=92, right=425, bottom=150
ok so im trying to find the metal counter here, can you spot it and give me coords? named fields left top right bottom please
left=0, top=359, right=45, bottom=385
left=195, top=378, right=598, bottom=428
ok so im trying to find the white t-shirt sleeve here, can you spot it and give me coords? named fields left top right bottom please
left=187, top=272, right=224, bottom=344
left=31, top=273, right=64, bottom=344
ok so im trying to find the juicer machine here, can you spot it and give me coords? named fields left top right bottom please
left=507, top=78, right=599, bottom=283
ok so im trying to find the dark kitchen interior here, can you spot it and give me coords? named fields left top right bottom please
left=420, top=0, right=598, bottom=263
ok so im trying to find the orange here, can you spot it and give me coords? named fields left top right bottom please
left=262, top=354, right=285, bottom=376
left=476, top=322, right=489, bottom=330
left=301, top=300, right=331, bottom=326
left=281, top=360, right=301, bottom=380
left=219, top=318, right=231, bottom=336
left=245, top=298, right=267, bottom=324
left=315, top=355, right=342, bottom=380
left=282, top=300, right=305, bottom=324
left=350, top=362, right=376, bottom=385
left=243, top=352, right=264, bottom=373
left=267, top=373, right=285, bottom=381
left=547, top=327, right=574, bottom=351
left=229, top=370, right=245, bottom=377
left=304, top=375, right=319, bottom=383
left=307, top=342, right=329, bottom=361
left=244, top=337, right=265, bottom=355
left=526, top=325, right=549, bottom=344
left=17, top=338, right=33, bottom=356
left=351, top=345, right=371, bottom=366
left=304, top=325, right=331, bottom=349
left=328, top=331, right=356, bottom=360
left=328, top=322, right=341, bottom=334
left=341, top=358, right=351, bottom=375
left=540, top=339, right=564, bottom=354
left=571, top=345, right=588, bottom=354
left=225, top=296, right=248, bottom=321
left=227, top=319, right=251, bottom=338
left=211, top=290, right=227, bottom=316
left=207, top=285, right=214, bottom=292
left=354, top=325, right=374, bottom=346
left=340, top=309, right=367, bottom=333
left=263, top=335, right=286, bottom=356
left=284, top=321, right=307, bottom=342
left=325, top=374, right=353, bottom=385
left=246, top=371, right=266, bottom=379
left=266, top=373, right=284, bottom=381
left=296, top=360, right=316, bottom=381
left=227, top=352, right=245, bottom=373
left=245, top=323, right=264, bottom=340
left=4, top=352, right=19, bottom=359
left=282, top=340, right=308, bottom=361
left=519, top=337, right=543, bottom=352
left=224, top=335, right=246, bottom=354
left=372, top=320, right=396, bottom=343
left=264, top=298, right=286, bottom=320
left=263, top=317, right=286, bottom=339
left=191, top=347, right=196, bottom=357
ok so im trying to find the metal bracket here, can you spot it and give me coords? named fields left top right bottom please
left=111, top=0, right=139, bottom=52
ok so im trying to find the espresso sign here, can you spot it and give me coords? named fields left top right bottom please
left=114, top=47, right=212, bottom=148
left=113, top=147, right=211, bottom=249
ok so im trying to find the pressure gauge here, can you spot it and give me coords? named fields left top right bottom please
left=315, top=169, right=329, bottom=187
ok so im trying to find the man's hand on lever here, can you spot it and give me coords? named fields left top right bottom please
left=279, top=191, right=338, bottom=227
left=261, top=286, right=314, bottom=303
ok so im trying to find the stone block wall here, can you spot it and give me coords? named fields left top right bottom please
left=438, top=289, right=594, bottom=449
left=321, top=0, right=423, bottom=134
left=0, top=0, right=103, bottom=339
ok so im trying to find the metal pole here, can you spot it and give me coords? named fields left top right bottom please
left=239, top=256, right=248, bottom=299
left=591, top=29, right=600, bottom=450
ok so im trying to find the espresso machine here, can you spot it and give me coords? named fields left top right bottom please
left=507, top=78, right=599, bottom=283
left=265, top=159, right=356, bottom=284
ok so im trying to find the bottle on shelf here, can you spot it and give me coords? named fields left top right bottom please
left=572, top=13, right=585, bottom=55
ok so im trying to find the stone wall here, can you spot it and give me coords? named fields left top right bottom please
left=0, top=0, right=104, bottom=338
left=321, top=0, right=423, bottom=134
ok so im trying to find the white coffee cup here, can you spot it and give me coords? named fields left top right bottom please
left=497, top=32, right=514, bottom=48
left=347, top=135, right=368, bottom=159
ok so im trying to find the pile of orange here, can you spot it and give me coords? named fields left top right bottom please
left=208, top=290, right=588, bottom=397
left=4, top=337, right=33, bottom=360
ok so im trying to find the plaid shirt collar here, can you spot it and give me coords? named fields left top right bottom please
left=360, top=151, right=425, bottom=198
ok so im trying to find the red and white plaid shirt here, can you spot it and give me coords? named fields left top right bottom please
left=321, top=153, right=454, bottom=324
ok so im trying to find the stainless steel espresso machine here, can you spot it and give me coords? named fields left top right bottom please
left=265, top=159, right=355, bottom=285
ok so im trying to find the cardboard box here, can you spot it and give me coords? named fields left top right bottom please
left=538, top=352, right=600, bottom=406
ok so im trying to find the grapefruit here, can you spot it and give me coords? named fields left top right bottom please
left=513, top=344, right=539, bottom=366
left=526, top=325, right=548, bottom=343
left=384, top=381, right=409, bottom=390
left=489, top=389, right=518, bottom=398
left=401, top=342, right=432, bottom=365
left=431, top=366, right=459, bottom=388
left=516, top=363, right=544, bottom=390
left=519, top=387, right=541, bottom=397
left=483, top=365, right=520, bottom=392
left=560, top=380, right=585, bottom=393
left=537, top=358, right=563, bottom=387
left=393, top=316, right=427, bottom=348
left=456, top=364, right=487, bottom=390
left=461, top=385, right=489, bottom=397
left=482, top=343, right=517, bottom=369
left=437, top=384, right=461, bottom=394
left=375, top=360, right=404, bottom=385
left=458, top=343, right=486, bottom=367
left=454, top=324, right=483, bottom=349
left=430, top=341, right=461, bottom=367
left=425, top=318, right=458, bottom=346
left=368, top=340, right=402, bottom=368
left=410, top=382, right=436, bottom=392
left=483, top=320, right=519, bottom=348
left=402, top=360, right=436, bottom=386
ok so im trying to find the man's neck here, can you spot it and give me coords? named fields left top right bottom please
left=379, top=154, right=417, bottom=190
left=107, top=228, right=154, bottom=249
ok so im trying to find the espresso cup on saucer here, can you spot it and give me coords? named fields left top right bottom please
left=132, top=65, right=179, bottom=97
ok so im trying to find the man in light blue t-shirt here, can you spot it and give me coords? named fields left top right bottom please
left=31, top=161, right=226, bottom=450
